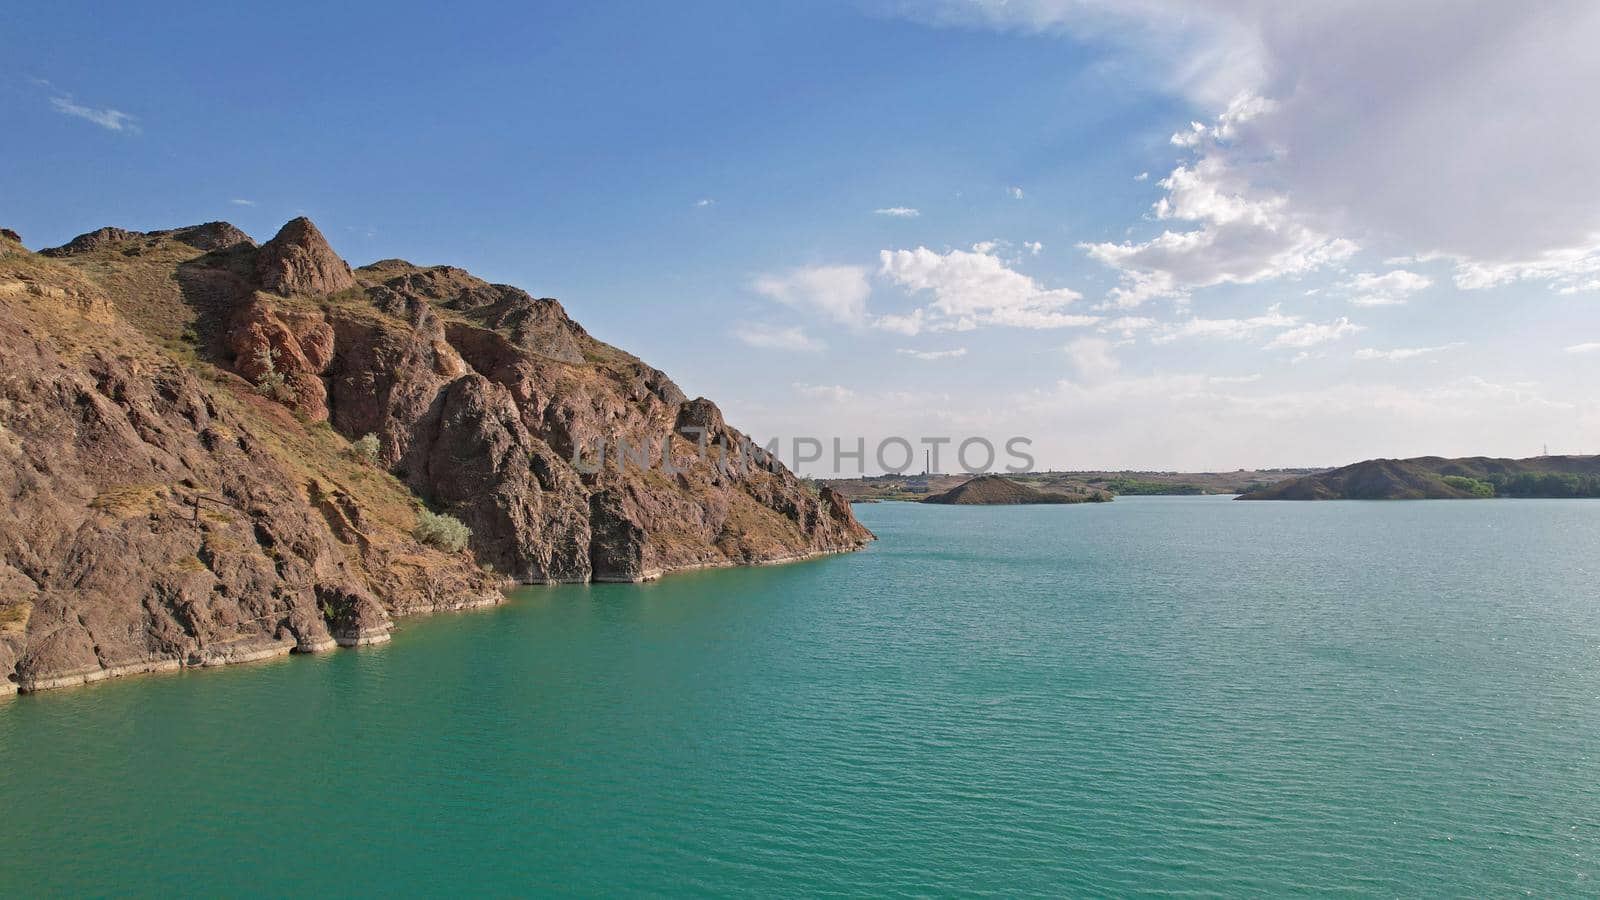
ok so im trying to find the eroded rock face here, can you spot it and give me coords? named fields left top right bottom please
left=0, top=216, right=872, bottom=692
left=364, top=262, right=589, bottom=364
left=0, top=247, right=502, bottom=692
left=225, top=298, right=336, bottom=422
left=255, top=217, right=355, bottom=297
left=412, top=374, right=592, bottom=582
left=330, top=258, right=873, bottom=584
left=0, top=338, right=372, bottom=689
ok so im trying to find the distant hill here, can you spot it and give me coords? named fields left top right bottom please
left=923, top=475, right=1109, bottom=505
left=1237, top=455, right=1600, bottom=500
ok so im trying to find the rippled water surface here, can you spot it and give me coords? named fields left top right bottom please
left=5, top=497, right=1600, bottom=895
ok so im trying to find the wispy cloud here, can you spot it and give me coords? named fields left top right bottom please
left=49, top=95, right=137, bottom=132
left=753, top=265, right=872, bottom=327
left=1100, top=316, right=1158, bottom=337
left=1340, top=269, right=1433, bottom=307
left=1007, top=186, right=1024, bottom=199
left=733, top=323, right=824, bottom=352
left=1355, top=343, right=1463, bottom=361
left=1263, top=317, right=1364, bottom=350
left=1063, top=337, right=1120, bottom=381
left=896, top=347, right=967, bottom=360
left=229, top=198, right=257, bottom=207
left=793, top=382, right=856, bottom=403
left=1151, top=306, right=1298, bottom=344
left=694, top=198, right=715, bottom=208
left=1564, top=342, right=1600, bottom=354
left=875, top=207, right=920, bottom=218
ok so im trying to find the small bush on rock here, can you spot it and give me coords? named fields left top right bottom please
left=415, top=509, right=471, bottom=553
left=351, top=433, right=381, bottom=465
left=252, top=345, right=294, bottom=403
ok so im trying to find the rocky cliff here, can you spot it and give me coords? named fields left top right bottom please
left=0, top=219, right=870, bottom=693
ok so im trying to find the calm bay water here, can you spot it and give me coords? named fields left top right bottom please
left=4, top=496, right=1600, bottom=896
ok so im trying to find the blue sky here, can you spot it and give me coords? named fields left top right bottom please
left=5, top=1, right=1600, bottom=472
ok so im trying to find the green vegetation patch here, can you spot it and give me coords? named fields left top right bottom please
left=1440, top=475, right=1495, bottom=498
left=415, top=508, right=472, bottom=553
left=1095, top=478, right=1207, bottom=495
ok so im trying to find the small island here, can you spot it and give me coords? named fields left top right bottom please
left=922, top=475, right=1111, bottom=505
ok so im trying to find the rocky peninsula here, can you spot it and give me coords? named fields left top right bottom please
left=922, top=475, right=1110, bottom=505
left=0, top=219, right=871, bottom=694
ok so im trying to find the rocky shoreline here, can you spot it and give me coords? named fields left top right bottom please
left=3, top=546, right=872, bottom=695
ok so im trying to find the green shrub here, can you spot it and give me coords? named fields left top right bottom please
left=1441, top=475, right=1495, bottom=498
left=251, top=345, right=295, bottom=402
left=351, top=433, right=381, bottom=464
left=415, top=508, right=471, bottom=553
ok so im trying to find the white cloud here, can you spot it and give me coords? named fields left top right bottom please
left=793, top=383, right=856, bottom=403
left=1339, top=269, right=1432, bottom=306
left=1451, top=240, right=1600, bottom=293
left=1263, top=317, right=1364, bottom=350
left=897, top=347, right=968, bottom=360
left=1355, top=343, right=1462, bottom=361
left=1080, top=153, right=1357, bottom=308
left=229, top=198, right=256, bottom=207
left=695, top=198, right=715, bottom=208
left=1564, top=342, right=1600, bottom=354
left=1023, top=241, right=1043, bottom=255
left=1008, top=186, right=1024, bottom=199
left=1100, top=315, right=1158, bottom=337
left=875, top=207, right=920, bottom=217
left=912, top=2, right=1600, bottom=295
left=1134, top=171, right=1150, bottom=182
left=732, top=323, right=824, bottom=352
left=1152, top=305, right=1297, bottom=343
left=753, top=265, right=872, bottom=326
left=877, top=244, right=1094, bottom=333
left=873, top=308, right=927, bottom=336
left=49, top=96, right=136, bottom=132
left=1063, top=337, right=1120, bottom=381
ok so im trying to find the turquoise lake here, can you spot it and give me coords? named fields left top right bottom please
left=4, top=496, right=1600, bottom=896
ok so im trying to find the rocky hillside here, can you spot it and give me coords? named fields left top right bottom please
left=1237, top=455, right=1600, bottom=500
left=923, top=475, right=1109, bottom=505
left=0, top=219, right=870, bottom=693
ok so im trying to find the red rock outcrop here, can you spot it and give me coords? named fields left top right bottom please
left=254, top=217, right=355, bottom=296
left=225, top=298, right=337, bottom=422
